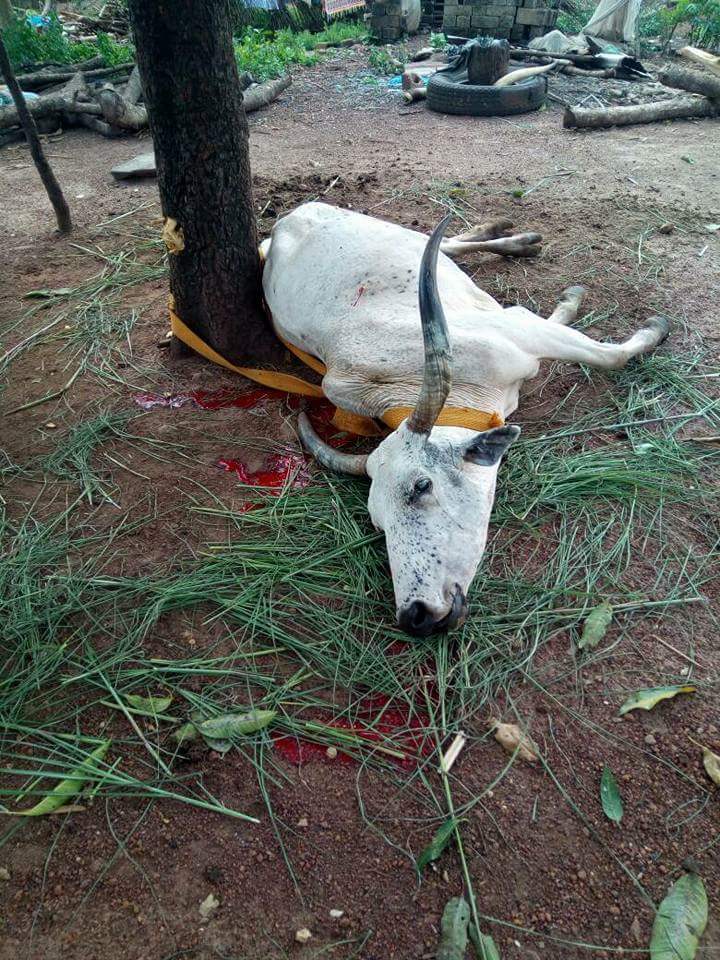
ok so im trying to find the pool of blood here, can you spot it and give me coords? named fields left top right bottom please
left=273, top=694, right=433, bottom=770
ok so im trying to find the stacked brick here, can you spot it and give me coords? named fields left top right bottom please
left=441, top=0, right=558, bottom=43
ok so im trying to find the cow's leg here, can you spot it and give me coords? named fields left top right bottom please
left=547, top=285, right=586, bottom=325
left=534, top=316, right=670, bottom=369
left=441, top=232, right=542, bottom=258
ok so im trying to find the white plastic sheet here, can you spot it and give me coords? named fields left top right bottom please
left=582, top=0, right=642, bottom=43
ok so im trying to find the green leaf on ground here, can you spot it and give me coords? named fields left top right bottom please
left=23, top=287, right=74, bottom=299
left=469, top=923, right=502, bottom=959
left=437, top=896, right=471, bottom=960
left=619, top=685, right=696, bottom=715
left=2, top=741, right=110, bottom=817
left=689, top=738, right=720, bottom=786
left=650, top=872, right=707, bottom=960
left=416, top=818, right=462, bottom=876
left=198, top=709, right=276, bottom=740
left=577, top=601, right=613, bottom=650
left=600, top=764, right=623, bottom=823
left=124, top=693, right=173, bottom=713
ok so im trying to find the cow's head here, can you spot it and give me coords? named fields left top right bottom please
left=298, top=216, right=519, bottom=637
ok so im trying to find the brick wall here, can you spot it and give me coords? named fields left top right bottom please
left=441, top=0, right=558, bottom=42
left=371, top=0, right=419, bottom=40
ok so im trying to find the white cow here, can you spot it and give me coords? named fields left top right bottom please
left=262, top=202, right=669, bottom=636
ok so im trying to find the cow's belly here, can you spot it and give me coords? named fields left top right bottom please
left=262, top=202, right=502, bottom=366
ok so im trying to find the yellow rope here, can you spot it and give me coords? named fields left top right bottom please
left=169, top=302, right=504, bottom=437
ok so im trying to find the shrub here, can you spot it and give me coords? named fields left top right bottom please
left=3, top=14, right=134, bottom=71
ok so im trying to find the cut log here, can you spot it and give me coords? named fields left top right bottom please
left=467, top=37, right=509, bottom=84
left=0, top=95, right=101, bottom=129
left=14, top=63, right=134, bottom=92
left=658, top=65, right=720, bottom=102
left=564, top=97, right=719, bottom=129
left=242, top=74, right=291, bottom=112
left=403, top=86, right=426, bottom=103
left=122, top=65, right=143, bottom=104
left=680, top=46, right=720, bottom=78
left=97, top=84, right=148, bottom=129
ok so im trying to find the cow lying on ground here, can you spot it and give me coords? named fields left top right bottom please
left=262, top=202, right=669, bottom=637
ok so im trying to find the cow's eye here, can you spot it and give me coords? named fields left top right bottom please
left=413, top=476, right=433, bottom=498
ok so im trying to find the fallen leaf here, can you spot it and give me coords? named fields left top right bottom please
left=689, top=738, right=720, bottom=786
left=650, top=872, right=707, bottom=960
left=124, top=693, right=173, bottom=714
left=680, top=155, right=695, bottom=164
left=198, top=709, right=276, bottom=742
left=416, top=818, right=462, bottom=876
left=171, top=722, right=198, bottom=745
left=600, top=764, right=623, bottom=823
left=492, top=722, right=538, bottom=763
left=2, top=741, right=110, bottom=817
left=619, top=685, right=696, bottom=716
left=469, top=924, right=502, bottom=959
left=437, top=896, right=470, bottom=960
left=705, top=223, right=720, bottom=232
left=23, top=287, right=74, bottom=299
left=295, top=928, right=312, bottom=943
left=0, top=867, right=10, bottom=881
left=577, top=602, right=612, bottom=650
left=199, top=892, right=219, bottom=921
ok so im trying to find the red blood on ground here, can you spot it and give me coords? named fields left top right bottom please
left=218, top=453, right=311, bottom=489
left=273, top=694, right=433, bottom=770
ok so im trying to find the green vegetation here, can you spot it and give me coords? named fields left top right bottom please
left=557, top=0, right=720, bottom=49
left=657, top=0, right=720, bottom=50
left=3, top=14, right=134, bottom=70
left=234, top=23, right=367, bottom=81
left=368, top=43, right=408, bottom=75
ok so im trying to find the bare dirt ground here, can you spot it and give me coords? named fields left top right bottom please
left=1, top=43, right=719, bottom=960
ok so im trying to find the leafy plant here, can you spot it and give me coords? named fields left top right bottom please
left=658, top=0, right=720, bottom=51
left=367, top=44, right=407, bottom=75
left=430, top=31, right=448, bottom=50
left=3, top=14, right=134, bottom=70
left=234, top=27, right=317, bottom=81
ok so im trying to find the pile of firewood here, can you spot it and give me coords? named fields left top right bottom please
left=564, top=46, right=720, bottom=129
left=0, top=61, right=144, bottom=143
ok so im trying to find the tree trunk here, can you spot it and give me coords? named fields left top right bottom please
left=563, top=97, right=719, bottom=129
left=126, top=0, right=279, bottom=365
left=467, top=38, right=509, bottom=85
left=0, top=35, right=72, bottom=233
left=658, top=66, right=720, bottom=102
left=680, top=45, right=720, bottom=78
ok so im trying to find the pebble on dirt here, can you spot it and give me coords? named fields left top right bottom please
left=295, top=928, right=312, bottom=943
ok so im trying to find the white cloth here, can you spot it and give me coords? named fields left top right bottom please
left=582, top=0, right=642, bottom=43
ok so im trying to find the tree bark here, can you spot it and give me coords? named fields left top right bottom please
left=658, top=66, right=720, bottom=102
left=563, top=97, right=719, bottom=129
left=0, top=35, right=72, bottom=233
left=127, top=0, right=279, bottom=365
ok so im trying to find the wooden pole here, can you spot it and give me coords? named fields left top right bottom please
left=564, top=97, right=719, bottom=129
left=0, top=33, right=72, bottom=233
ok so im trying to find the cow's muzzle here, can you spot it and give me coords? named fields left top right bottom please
left=398, top=587, right=467, bottom=638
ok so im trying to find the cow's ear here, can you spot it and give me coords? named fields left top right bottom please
left=462, top=425, right=520, bottom=466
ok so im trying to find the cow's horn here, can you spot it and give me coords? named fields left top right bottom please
left=406, top=213, right=453, bottom=436
left=298, top=412, right=369, bottom=476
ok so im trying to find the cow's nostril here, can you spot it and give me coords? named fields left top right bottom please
left=398, top=601, right=436, bottom=638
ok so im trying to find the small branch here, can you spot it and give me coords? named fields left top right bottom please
left=0, top=34, right=72, bottom=233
